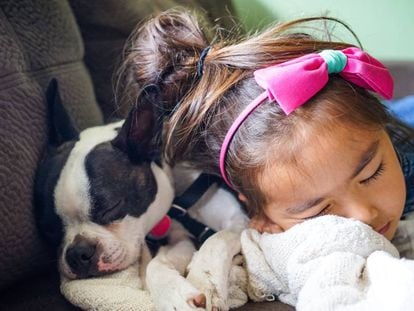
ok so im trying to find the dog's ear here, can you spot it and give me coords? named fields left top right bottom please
left=111, top=85, right=162, bottom=162
left=46, top=79, right=80, bottom=146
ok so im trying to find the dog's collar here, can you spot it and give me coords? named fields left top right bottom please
left=148, top=215, right=171, bottom=239
left=168, top=173, right=223, bottom=245
left=147, top=174, right=229, bottom=245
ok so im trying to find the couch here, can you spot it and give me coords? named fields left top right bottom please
left=1, top=1, right=412, bottom=310
left=0, top=0, right=294, bottom=310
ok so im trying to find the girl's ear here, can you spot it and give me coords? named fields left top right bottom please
left=238, top=193, right=248, bottom=203
left=46, top=78, right=80, bottom=146
left=111, top=85, right=162, bottom=163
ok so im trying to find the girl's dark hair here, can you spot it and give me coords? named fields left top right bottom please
left=117, top=9, right=404, bottom=216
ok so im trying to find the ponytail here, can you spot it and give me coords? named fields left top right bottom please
left=116, top=9, right=212, bottom=114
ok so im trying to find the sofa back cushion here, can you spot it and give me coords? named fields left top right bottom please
left=0, top=0, right=102, bottom=289
left=69, top=0, right=237, bottom=121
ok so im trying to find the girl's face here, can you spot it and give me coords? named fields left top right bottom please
left=259, top=125, right=406, bottom=240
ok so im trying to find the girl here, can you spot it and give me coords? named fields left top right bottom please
left=119, top=10, right=414, bottom=241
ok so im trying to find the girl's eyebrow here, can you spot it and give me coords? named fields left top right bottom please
left=349, top=139, right=380, bottom=180
left=287, top=139, right=380, bottom=215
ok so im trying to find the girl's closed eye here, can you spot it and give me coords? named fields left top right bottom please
left=305, top=204, right=332, bottom=220
left=360, top=162, right=386, bottom=185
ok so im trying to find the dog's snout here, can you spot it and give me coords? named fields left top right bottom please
left=65, top=238, right=97, bottom=277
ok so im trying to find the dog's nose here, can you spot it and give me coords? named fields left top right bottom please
left=65, top=239, right=97, bottom=277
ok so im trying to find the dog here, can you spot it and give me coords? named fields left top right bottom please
left=34, top=79, right=248, bottom=310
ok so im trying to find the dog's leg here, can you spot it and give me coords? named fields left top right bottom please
left=186, top=230, right=248, bottom=311
left=146, top=221, right=206, bottom=311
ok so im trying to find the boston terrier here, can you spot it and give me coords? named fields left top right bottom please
left=34, top=79, right=248, bottom=310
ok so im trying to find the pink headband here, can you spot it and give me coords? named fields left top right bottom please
left=219, top=47, right=394, bottom=188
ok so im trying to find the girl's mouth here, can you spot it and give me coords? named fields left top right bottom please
left=376, top=221, right=391, bottom=235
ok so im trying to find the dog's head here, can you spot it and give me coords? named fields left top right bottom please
left=34, top=80, right=174, bottom=279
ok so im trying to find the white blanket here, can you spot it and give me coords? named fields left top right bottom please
left=60, top=231, right=247, bottom=311
left=61, top=243, right=154, bottom=310
left=241, top=215, right=414, bottom=311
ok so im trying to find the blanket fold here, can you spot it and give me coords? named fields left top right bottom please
left=61, top=244, right=154, bottom=311
left=241, top=215, right=414, bottom=311
left=61, top=263, right=154, bottom=311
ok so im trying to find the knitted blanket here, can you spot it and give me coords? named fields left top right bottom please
left=61, top=264, right=154, bottom=311
left=61, top=244, right=154, bottom=311
left=60, top=232, right=247, bottom=311
left=241, top=215, right=414, bottom=311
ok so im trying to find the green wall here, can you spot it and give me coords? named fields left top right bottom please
left=233, top=0, right=414, bottom=61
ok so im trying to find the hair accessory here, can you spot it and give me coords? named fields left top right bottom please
left=219, top=47, right=394, bottom=188
left=318, top=50, right=347, bottom=73
left=196, top=46, right=211, bottom=78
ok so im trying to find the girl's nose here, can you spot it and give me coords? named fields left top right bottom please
left=344, top=199, right=379, bottom=226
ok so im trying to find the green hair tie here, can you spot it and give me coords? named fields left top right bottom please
left=319, top=50, right=347, bottom=74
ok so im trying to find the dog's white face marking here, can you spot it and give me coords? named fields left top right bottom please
left=140, top=162, right=174, bottom=233
left=54, top=121, right=123, bottom=225
left=59, top=161, right=174, bottom=279
left=51, top=121, right=176, bottom=279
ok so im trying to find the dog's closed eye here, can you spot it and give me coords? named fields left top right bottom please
left=99, top=199, right=124, bottom=224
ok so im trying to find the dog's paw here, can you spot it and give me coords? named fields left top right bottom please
left=185, top=231, right=246, bottom=311
left=187, top=293, right=207, bottom=308
left=186, top=281, right=227, bottom=311
left=155, top=279, right=207, bottom=311
left=227, top=256, right=248, bottom=309
left=147, top=263, right=207, bottom=311
left=186, top=256, right=248, bottom=311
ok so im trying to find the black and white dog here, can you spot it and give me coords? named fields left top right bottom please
left=34, top=80, right=248, bottom=310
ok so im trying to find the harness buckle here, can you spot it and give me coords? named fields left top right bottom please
left=171, top=203, right=187, bottom=216
left=197, top=226, right=212, bottom=242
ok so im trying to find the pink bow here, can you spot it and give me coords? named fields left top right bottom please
left=254, top=47, right=394, bottom=115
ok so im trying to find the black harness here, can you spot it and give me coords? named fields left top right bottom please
left=146, top=173, right=223, bottom=252
left=168, top=173, right=222, bottom=245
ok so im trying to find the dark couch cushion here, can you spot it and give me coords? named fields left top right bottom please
left=69, top=0, right=236, bottom=121
left=0, top=0, right=103, bottom=290
left=0, top=267, right=80, bottom=311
